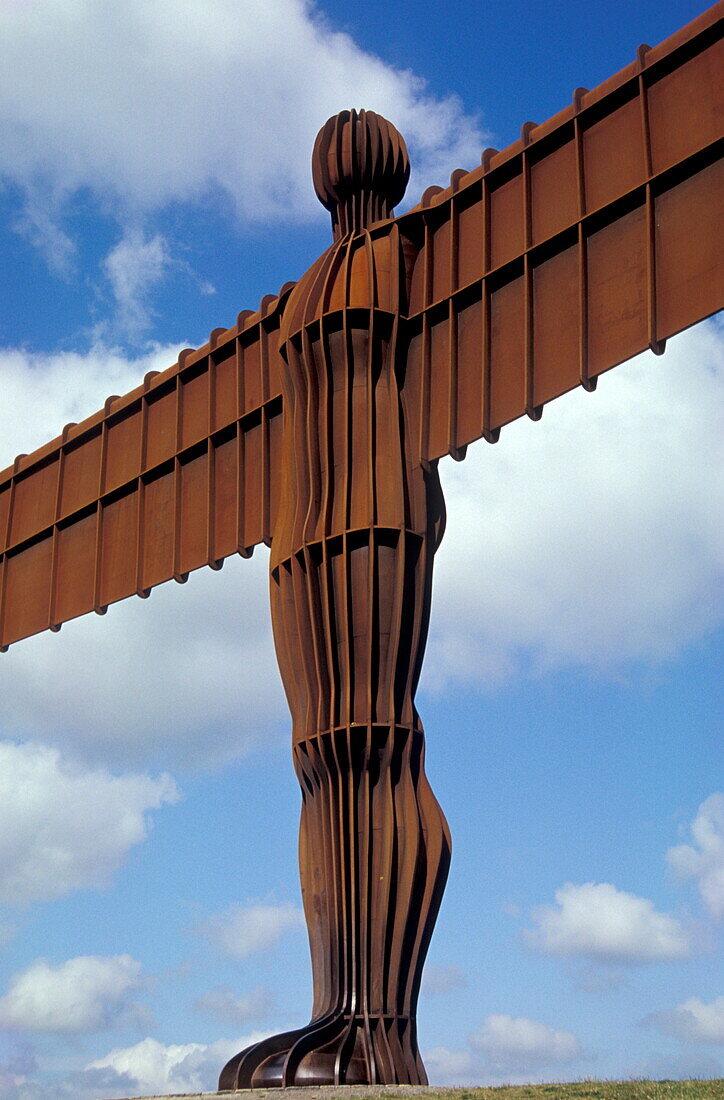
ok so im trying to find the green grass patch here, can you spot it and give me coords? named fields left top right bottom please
left=450, top=1082, right=722, bottom=1099
left=361, top=1083, right=723, bottom=1100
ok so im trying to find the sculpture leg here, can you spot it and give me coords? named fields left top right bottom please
left=218, top=725, right=450, bottom=1089
left=220, top=524, right=450, bottom=1089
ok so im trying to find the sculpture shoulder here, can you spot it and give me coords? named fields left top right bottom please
left=280, top=244, right=336, bottom=341
left=282, top=225, right=419, bottom=341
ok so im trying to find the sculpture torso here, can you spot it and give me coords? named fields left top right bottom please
left=272, top=225, right=429, bottom=565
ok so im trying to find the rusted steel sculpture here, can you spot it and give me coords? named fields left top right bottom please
left=232, top=115, right=452, bottom=1088
left=1, top=4, right=722, bottom=1090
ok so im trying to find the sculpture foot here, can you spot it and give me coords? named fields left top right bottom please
left=218, top=1013, right=426, bottom=1089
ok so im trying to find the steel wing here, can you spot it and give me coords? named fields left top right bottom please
left=0, top=286, right=294, bottom=649
left=398, top=2, right=723, bottom=465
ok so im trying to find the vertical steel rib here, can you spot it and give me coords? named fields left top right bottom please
left=573, top=90, right=597, bottom=393
left=638, top=48, right=666, bottom=356
left=46, top=444, right=64, bottom=632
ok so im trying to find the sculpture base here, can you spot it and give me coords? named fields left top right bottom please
left=219, top=1014, right=427, bottom=1090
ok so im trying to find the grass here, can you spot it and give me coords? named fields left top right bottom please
left=454, top=1082, right=722, bottom=1099
left=363, top=1083, right=724, bottom=1100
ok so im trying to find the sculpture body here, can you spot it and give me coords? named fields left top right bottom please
left=220, top=111, right=451, bottom=1090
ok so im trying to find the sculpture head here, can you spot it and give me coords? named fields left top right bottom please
left=312, top=108, right=410, bottom=239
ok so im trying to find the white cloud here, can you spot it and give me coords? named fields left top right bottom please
left=85, top=1032, right=269, bottom=1096
left=648, top=996, right=724, bottom=1045
left=470, top=1014, right=581, bottom=1071
left=0, top=741, right=177, bottom=905
left=193, top=984, right=273, bottom=1024
left=630, top=1049, right=723, bottom=1083
left=102, top=229, right=172, bottom=339
left=0, top=955, right=143, bottom=1033
left=12, top=186, right=76, bottom=277
left=198, top=901, right=305, bottom=959
left=424, top=1045, right=474, bottom=1083
left=525, top=881, right=691, bottom=963
left=0, top=0, right=484, bottom=237
left=422, top=963, right=467, bottom=996
left=428, top=321, right=724, bottom=688
left=99, top=228, right=215, bottom=340
left=0, top=343, right=180, bottom=465
left=668, top=793, right=724, bottom=921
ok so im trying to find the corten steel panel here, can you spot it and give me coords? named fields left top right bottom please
left=54, top=513, right=97, bottom=626
left=0, top=297, right=291, bottom=649
left=401, top=2, right=723, bottom=462
left=586, top=203, right=649, bottom=377
left=583, top=94, right=646, bottom=212
left=59, top=431, right=102, bottom=518
left=532, top=242, right=580, bottom=408
left=655, top=158, right=724, bottom=338
left=9, top=457, right=58, bottom=547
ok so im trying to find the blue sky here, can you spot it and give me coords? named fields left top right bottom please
left=0, top=1, right=721, bottom=1096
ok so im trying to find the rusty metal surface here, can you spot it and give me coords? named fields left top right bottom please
left=1, top=3, right=721, bottom=652
left=400, top=1, right=723, bottom=460
left=0, top=296, right=290, bottom=649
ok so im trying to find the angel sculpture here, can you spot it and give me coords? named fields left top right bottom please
left=0, top=5, right=721, bottom=1089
